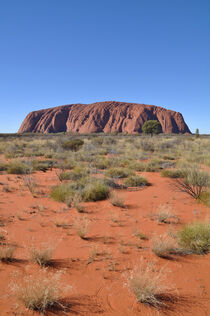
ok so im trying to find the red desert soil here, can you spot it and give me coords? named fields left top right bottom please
left=0, top=170, right=210, bottom=316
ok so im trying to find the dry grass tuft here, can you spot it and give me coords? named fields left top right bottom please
left=0, top=245, right=16, bottom=262
left=151, top=234, right=178, bottom=258
left=11, top=269, right=68, bottom=312
left=74, top=216, right=90, bottom=239
left=125, top=258, right=170, bottom=307
left=28, top=243, right=54, bottom=266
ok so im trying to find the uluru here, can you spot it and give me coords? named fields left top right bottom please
left=18, top=101, right=191, bottom=134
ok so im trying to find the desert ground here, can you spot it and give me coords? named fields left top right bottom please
left=0, top=133, right=210, bottom=316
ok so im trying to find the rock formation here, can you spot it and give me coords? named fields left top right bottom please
left=18, top=101, right=191, bottom=134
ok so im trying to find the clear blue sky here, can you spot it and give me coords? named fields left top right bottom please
left=0, top=0, right=209, bottom=133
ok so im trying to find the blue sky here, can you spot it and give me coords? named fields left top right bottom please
left=0, top=0, right=209, bottom=133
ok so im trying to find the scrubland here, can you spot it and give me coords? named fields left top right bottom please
left=0, top=132, right=210, bottom=315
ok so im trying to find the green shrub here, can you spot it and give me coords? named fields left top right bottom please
left=178, top=222, right=210, bottom=254
left=50, top=183, right=74, bottom=203
left=106, top=167, right=132, bottom=178
left=175, top=168, right=209, bottom=199
left=124, top=175, right=149, bottom=187
left=82, top=179, right=110, bottom=201
left=199, top=191, right=210, bottom=207
left=7, top=160, right=31, bottom=174
left=59, top=171, right=72, bottom=181
left=142, top=120, right=162, bottom=136
left=62, top=139, right=84, bottom=151
left=161, top=169, right=184, bottom=178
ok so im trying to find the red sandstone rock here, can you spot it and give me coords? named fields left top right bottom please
left=18, top=101, right=191, bottom=134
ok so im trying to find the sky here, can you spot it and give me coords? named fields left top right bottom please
left=0, top=0, right=209, bottom=133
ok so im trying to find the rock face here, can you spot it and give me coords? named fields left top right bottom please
left=18, top=101, right=191, bottom=134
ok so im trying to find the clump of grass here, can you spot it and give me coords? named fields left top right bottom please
left=50, top=183, right=74, bottom=203
left=199, top=191, right=210, bottom=207
left=110, top=192, right=126, bottom=208
left=74, top=216, right=89, bottom=239
left=156, top=205, right=178, bottom=224
left=161, top=169, right=184, bottom=178
left=174, top=167, right=209, bottom=199
left=62, top=139, right=84, bottom=151
left=151, top=234, right=178, bottom=258
left=11, top=269, right=66, bottom=312
left=7, top=160, right=31, bottom=174
left=125, top=258, right=169, bottom=307
left=124, top=175, right=149, bottom=187
left=0, top=245, right=16, bottom=262
left=133, top=230, right=149, bottom=240
left=106, top=167, right=131, bottom=179
left=82, top=179, right=110, bottom=201
left=29, top=243, right=54, bottom=266
left=178, top=222, right=210, bottom=254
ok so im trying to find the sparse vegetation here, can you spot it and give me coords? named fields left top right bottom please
left=74, top=216, right=89, bottom=239
left=0, top=245, right=16, bottom=262
left=11, top=269, right=65, bottom=312
left=124, top=175, right=149, bottom=187
left=178, top=222, right=210, bottom=254
left=126, top=259, right=169, bottom=307
left=29, top=243, right=54, bottom=266
left=151, top=234, right=178, bottom=258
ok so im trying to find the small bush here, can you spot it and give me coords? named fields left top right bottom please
left=161, top=169, right=184, bottom=178
left=50, top=183, right=74, bottom=203
left=175, top=168, right=209, bottom=199
left=124, top=175, right=149, bottom=187
left=156, top=205, right=178, bottom=224
left=151, top=234, right=178, bottom=258
left=106, top=167, right=131, bottom=179
left=11, top=269, right=65, bottom=312
left=82, top=179, right=110, bottom=202
left=199, top=191, right=210, bottom=207
left=110, top=192, right=126, bottom=208
left=0, top=245, right=16, bottom=262
left=178, top=222, right=210, bottom=254
left=74, top=216, right=89, bottom=239
left=7, top=160, right=31, bottom=174
left=125, top=258, right=169, bottom=307
left=62, top=139, right=84, bottom=151
left=29, top=243, right=54, bottom=266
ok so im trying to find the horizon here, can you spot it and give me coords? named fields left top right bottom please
left=0, top=0, right=209, bottom=134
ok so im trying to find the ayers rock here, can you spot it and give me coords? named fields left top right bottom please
left=18, top=101, right=191, bottom=134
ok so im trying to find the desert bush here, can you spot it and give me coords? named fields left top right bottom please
left=106, top=167, right=131, bottom=179
left=82, top=179, right=110, bottom=201
left=199, top=191, right=210, bottom=207
left=23, top=174, right=37, bottom=195
left=156, top=205, right=178, bottom=224
left=11, top=269, right=65, bottom=312
left=50, top=183, right=74, bottom=203
left=178, top=222, right=210, bottom=254
left=124, top=175, right=149, bottom=187
left=175, top=168, right=209, bottom=199
left=110, top=192, right=126, bottom=208
left=62, top=139, right=84, bottom=151
left=0, top=245, right=16, bottom=262
left=151, top=234, right=178, bottom=258
left=142, top=120, right=162, bottom=136
left=58, top=171, right=72, bottom=181
left=74, top=216, right=89, bottom=239
left=125, top=258, right=169, bottom=307
left=0, top=161, right=7, bottom=171
left=29, top=243, right=54, bottom=266
left=161, top=169, right=184, bottom=178
left=7, top=160, right=31, bottom=174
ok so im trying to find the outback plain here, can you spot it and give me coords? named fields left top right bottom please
left=0, top=133, right=210, bottom=316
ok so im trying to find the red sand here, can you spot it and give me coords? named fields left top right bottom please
left=0, top=170, right=210, bottom=315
